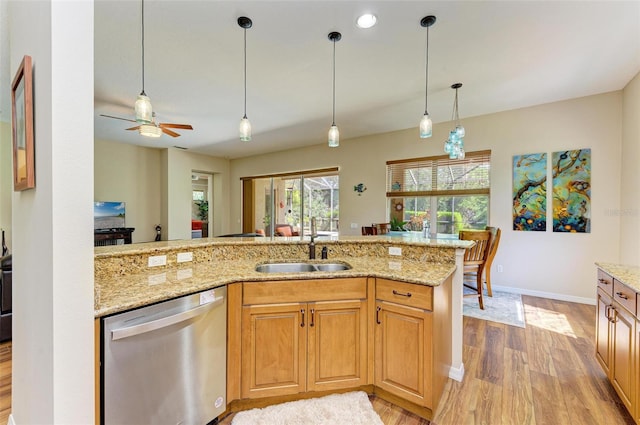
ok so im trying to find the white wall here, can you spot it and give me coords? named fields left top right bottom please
left=94, top=139, right=162, bottom=243
left=231, top=92, right=624, bottom=302
left=162, top=148, right=230, bottom=240
left=620, top=71, right=640, bottom=266
left=8, top=0, right=94, bottom=423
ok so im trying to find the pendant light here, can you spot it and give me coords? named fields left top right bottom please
left=419, top=15, right=436, bottom=139
left=328, top=31, right=342, bottom=147
left=238, top=16, right=253, bottom=141
left=134, top=0, right=153, bottom=124
left=444, top=83, right=466, bottom=159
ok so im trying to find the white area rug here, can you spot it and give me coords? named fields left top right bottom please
left=463, top=289, right=526, bottom=328
left=231, top=391, right=383, bottom=425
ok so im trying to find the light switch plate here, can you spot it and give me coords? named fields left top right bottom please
left=389, top=247, right=402, bottom=256
left=148, top=255, right=167, bottom=267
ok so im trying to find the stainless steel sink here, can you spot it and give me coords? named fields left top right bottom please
left=255, top=262, right=352, bottom=273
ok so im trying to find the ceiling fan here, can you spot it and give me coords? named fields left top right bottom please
left=100, top=113, right=193, bottom=138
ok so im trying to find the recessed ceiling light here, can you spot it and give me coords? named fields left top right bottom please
left=356, top=14, right=377, bottom=29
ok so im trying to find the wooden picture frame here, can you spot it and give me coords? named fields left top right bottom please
left=11, top=55, right=35, bottom=191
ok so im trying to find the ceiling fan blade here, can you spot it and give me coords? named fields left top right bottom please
left=125, top=126, right=141, bottom=131
left=161, top=128, right=181, bottom=138
left=100, top=114, right=137, bottom=123
left=159, top=123, right=193, bottom=130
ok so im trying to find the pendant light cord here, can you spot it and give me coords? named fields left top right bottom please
left=424, top=26, right=429, bottom=115
left=332, top=39, right=336, bottom=126
left=140, top=0, right=146, bottom=96
left=243, top=27, right=248, bottom=119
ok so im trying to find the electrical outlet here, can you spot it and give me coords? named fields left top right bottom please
left=148, top=272, right=166, bottom=285
left=350, top=223, right=358, bottom=229
left=148, top=255, right=167, bottom=267
left=389, top=247, right=402, bottom=256
left=177, top=252, right=193, bottom=263
left=497, top=265, right=503, bottom=273
left=177, top=268, right=193, bottom=280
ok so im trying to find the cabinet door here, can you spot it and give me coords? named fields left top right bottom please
left=241, top=303, right=307, bottom=398
left=307, top=299, right=368, bottom=392
left=611, top=304, right=635, bottom=413
left=375, top=300, right=433, bottom=408
left=595, top=289, right=613, bottom=375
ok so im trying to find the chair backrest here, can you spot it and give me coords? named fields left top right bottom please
left=485, top=226, right=501, bottom=264
left=362, top=226, right=378, bottom=236
left=372, top=223, right=390, bottom=234
left=459, top=230, right=492, bottom=265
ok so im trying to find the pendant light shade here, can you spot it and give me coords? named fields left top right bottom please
left=135, top=0, right=153, bottom=124
left=419, top=15, right=436, bottom=139
left=444, top=83, right=466, bottom=159
left=328, top=31, right=342, bottom=147
left=238, top=16, right=253, bottom=141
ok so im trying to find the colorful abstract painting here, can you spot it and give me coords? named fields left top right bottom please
left=513, top=153, right=547, bottom=231
left=552, top=149, right=591, bottom=233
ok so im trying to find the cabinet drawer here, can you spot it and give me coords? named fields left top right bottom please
left=597, top=270, right=614, bottom=296
left=613, top=280, right=636, bottom=315
left=376, top=278, right=433, bottom=310
left=243, top=278, right=367, bottom=305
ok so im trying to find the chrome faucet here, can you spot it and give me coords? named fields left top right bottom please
left=309, top=217, right=317, bottom=259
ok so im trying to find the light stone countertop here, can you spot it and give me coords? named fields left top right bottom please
left=95, top=236, right=471, bottom=318
left=596, top=262, right=640, bottom=292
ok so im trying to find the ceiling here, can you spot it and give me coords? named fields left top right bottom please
left=94, top=0, right=640, bottom=160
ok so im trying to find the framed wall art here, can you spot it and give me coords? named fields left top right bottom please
left=512, top=153, right=547, bottom=231
left=552, top=148, right=591, bottom=233
left=11, top=55, right=35, bottom=191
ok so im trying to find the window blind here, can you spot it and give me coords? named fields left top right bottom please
left=386, top=150, right=491, bottom=197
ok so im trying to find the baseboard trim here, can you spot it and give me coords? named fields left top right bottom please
left=490, top=285, right=596, bottom=305
left=7, top=413, right=15, bottom=425
left=448, top=363, right=465, bottom=382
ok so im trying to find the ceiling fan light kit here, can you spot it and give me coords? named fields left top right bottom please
left=135, top=93, right=153, bottom=124
left=419, top=15, right=436, bottom=139
left=328, top=31, right=342, bottom=148
left=139, top=123, right=162, bottom=138
left=238, top=16, right=253, bottom=142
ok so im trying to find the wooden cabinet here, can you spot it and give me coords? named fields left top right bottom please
left=374, top=278, right=450, bottom=413
left=595, top=270, right=637, bottom=420
left=240, top=278, right=368, bottom=399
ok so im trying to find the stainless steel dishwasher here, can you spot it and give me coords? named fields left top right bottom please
left=102, top=286, right=226, bottom=425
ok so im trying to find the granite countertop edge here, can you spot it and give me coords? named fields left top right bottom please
left=95, top=257, right=457, bottom=318
left=596, top=262, right=640, bottom=292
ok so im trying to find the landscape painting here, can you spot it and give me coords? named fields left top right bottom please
left=94, top=201, right=125, bottom=229
left=552, top=149, right=591, bottom=233
left=513, top=153, right=547, bottom=231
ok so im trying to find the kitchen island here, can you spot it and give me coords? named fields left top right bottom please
left=94, top=235, right=473, bottom=421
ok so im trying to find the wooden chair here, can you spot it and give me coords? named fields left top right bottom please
left=459, top=230, right=492, bottom=310
left=372, top=223, right=390, bottom=235
left=483, top=226, right=501, bottom=297
left=361, top=226, right=378, bottom=235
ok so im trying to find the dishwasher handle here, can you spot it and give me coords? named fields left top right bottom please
left=111, top=295, right=224, bottom=341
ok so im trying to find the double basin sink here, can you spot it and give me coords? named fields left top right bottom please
left=255, top=262, right=352, bottom=273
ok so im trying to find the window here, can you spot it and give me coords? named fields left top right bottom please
left=242, top=168, right=339, bottom=237
left=386, top=150, right=490, bottom=236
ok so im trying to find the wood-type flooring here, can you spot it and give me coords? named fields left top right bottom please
left=0, top=295, right=634, bottom=425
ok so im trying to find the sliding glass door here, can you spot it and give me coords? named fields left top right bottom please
left=242, top=169, right=339, bottom=237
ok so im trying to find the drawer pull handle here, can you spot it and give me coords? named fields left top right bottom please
left=310, top=308, right=315, bottom=327
left=615, top=291, right=629, bottom=300
left=300, top=308, right=305, bottom=327
left=392, top=290, right=412, bottom=298
left=376, top=306, right=382, bottom=324
left=598, top=278, right=610, bottom=285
